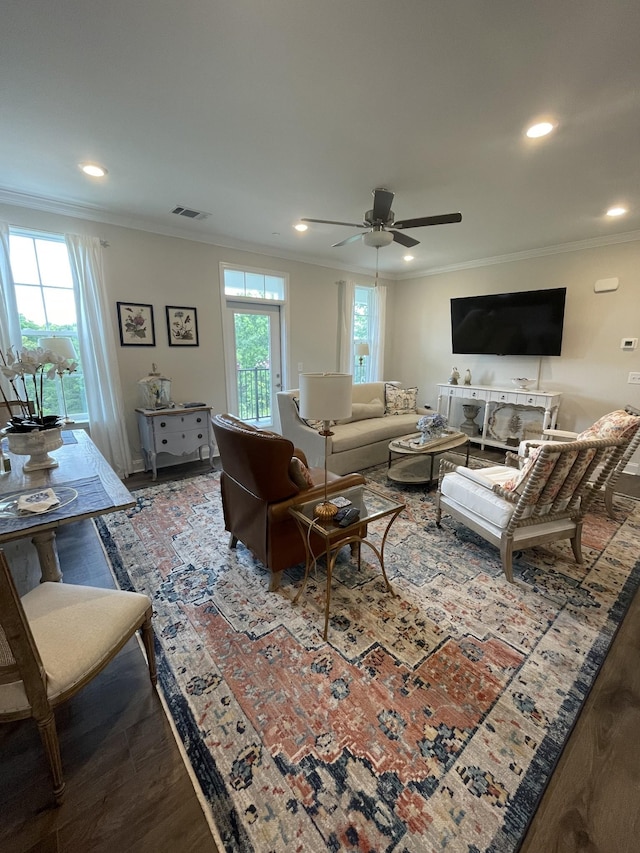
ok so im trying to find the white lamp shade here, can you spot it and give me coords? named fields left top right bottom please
left=355, top=342, right=370, bottom=357
left=299, top=373, right=352, bottom=421
left=39, top=336, right=77, bottom=361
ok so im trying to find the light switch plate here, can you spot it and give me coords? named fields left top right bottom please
left=621, top=337, right=638, bottom=350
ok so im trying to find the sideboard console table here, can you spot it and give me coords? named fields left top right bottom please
left=136, top=405, right=215, bottom=480
left=436, top=383, right=562, bottom=451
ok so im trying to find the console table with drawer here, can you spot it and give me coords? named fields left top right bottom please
left=136, top=405, right=216, bottom=479
left=436, top=383, right=562, bottom=451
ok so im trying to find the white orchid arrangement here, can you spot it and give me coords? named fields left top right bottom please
left=0, top=345, right=77, bottom=428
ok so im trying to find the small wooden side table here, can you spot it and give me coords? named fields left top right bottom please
left=289, top=484, right=404, bottom=639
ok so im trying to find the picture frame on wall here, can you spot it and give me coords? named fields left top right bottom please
left=116, top=302, right=155, bottom=346
left=166, top=305, right=199, bottom=346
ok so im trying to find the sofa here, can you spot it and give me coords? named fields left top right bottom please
left=277, top=382, right=430, bottom=475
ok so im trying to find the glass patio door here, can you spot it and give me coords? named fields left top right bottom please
left=226, top=302, right=282, bottom=427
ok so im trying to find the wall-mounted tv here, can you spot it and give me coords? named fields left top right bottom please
left=450, top=287, right=566, bottom=356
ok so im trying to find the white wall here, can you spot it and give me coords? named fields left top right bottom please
left=2, top=202, right=639, bottom=472
left=0, top=202, right=377, bottom=468
left=388, top=241, right=640, bottom=470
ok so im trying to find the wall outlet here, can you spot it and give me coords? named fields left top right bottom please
left=628, top=372, right=640, bottom=384
left=297, top=362, right=303, bottom=373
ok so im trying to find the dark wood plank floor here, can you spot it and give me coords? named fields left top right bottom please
left=1, top=458, right=639, bottom=852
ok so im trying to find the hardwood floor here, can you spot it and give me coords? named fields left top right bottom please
left=1, top=458, right=639, bottom=852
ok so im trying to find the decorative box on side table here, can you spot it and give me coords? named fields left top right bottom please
left=136, top=406, right=215, bottom=480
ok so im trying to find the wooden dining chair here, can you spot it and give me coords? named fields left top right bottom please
left=0, top=551, right=156, bottom=804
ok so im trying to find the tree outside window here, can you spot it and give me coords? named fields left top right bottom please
left=8, top=232, right=88, bottom=420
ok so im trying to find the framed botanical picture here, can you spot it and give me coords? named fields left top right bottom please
left=166, top=305, right=199, bottom=346
left=116, top=302, right=156, bottom=346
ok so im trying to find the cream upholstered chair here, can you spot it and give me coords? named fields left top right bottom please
left=0, top=551, right=156, bottom=804
left=436, top=435, right=625, bottom=583
left=519, top=406, right=640, bottom=519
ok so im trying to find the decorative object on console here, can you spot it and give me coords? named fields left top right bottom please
left=355, top=341, right=369, bottom=383
left=448, top=366, right=459, bottom=385
left=299, top=373, right=352, bottom=519
left=116, top=302, right=155, bottom=346
left=463, top=368, right=472, bottom=385
left=166, top=305, right=199, bottom=346
left=138, top=364, right=172, bottom=409
left=416, top=412, right=448, bottom=443
left=460, top=402, right=481, bottom=436
left=511, top=377, right=534, bottom=389
left=38, top=336, right=78, bottom=423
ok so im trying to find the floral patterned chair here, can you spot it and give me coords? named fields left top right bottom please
left=518, top=406, right=640, bottom=518
left=436, top=435, right=625, bottom=583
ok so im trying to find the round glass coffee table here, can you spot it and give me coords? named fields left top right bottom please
left=387, top=431, right=470, bottom=488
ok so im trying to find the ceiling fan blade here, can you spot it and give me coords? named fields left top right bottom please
left=371, top=188, right=394, bottom=223
left=332, top=233, right=365, bottom=247
left=393, top=212, right=463, bottom=229
left=301, top=217, right=364, bottom=228
left=391, top=230, right=420, bottom=248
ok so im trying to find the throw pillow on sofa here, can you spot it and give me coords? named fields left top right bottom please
left=336, top=398, right=385, bottom=424
left=385, top=384, right=418, bottom=415
left=292, top=396, right=335, bottom=431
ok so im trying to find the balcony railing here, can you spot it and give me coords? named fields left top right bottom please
left=237, top=367, right=271, bottom=422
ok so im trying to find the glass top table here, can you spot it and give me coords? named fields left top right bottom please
left=289, top=484, right=404, bottom=639
left=387, top=431, right=470, bottom=487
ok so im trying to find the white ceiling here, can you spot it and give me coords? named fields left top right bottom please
left=1, top=0, right=639, bottom=278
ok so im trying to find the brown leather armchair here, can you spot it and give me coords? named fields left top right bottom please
left=212, top=414, right=366, bottom=590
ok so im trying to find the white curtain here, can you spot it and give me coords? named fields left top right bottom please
left=0, top=222, right=21, bottom=352
left=65, top=233, right=133, bottom=478
left=0, top=222, right=23, bottom=400
left=337, top=280, right=356, bottom=375
left=370, top=284, right=386, bottom=380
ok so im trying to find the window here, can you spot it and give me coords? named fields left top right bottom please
left=353, top=286, right=372, bottom=380
left=223, top=266, right=285, bottom=300
left=8, top=230, right=88, bottom=420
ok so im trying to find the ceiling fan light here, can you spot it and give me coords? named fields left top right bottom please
left=363, top=230, right=393, bottom=248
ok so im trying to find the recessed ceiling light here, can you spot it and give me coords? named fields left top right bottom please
left=525, top=121, right=555, bottom=139
left=606, top=206, right=627, bottom=217
left=79, top=162, right=108, bottom=177
left=403, top=255, right=414, bottom=262
left=294, top=223, right=308, bottom=232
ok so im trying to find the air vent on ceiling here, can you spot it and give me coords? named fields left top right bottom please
left=171, top=206, right=211, bottom=221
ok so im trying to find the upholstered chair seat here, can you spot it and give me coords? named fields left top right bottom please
left=436, top=436, right=625, bottom=583
left=0, top=552, right=156, bottom=804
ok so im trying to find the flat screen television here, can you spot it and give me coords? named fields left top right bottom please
left=450, top=287, right=566, bottom=356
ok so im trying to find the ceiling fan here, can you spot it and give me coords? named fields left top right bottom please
left=301, top=188, right=462, bottom=249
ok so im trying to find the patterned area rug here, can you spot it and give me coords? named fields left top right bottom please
left=96, top=467, right=640, bottom=853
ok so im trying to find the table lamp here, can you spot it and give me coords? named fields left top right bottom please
left=355, top=341, right=370, bottom=383
left=299, top=373, right=352, bottom=520
left=39, top=336, right=77, bottom=423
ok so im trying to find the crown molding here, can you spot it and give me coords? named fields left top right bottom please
left=398, top=229, right=640, bottom=279
left=0, top=188, right=384, bottom=280
left=2, top=188, right=638, bottom=282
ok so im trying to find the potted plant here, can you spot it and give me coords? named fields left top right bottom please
left=1, top=345, right=77, bottom=471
